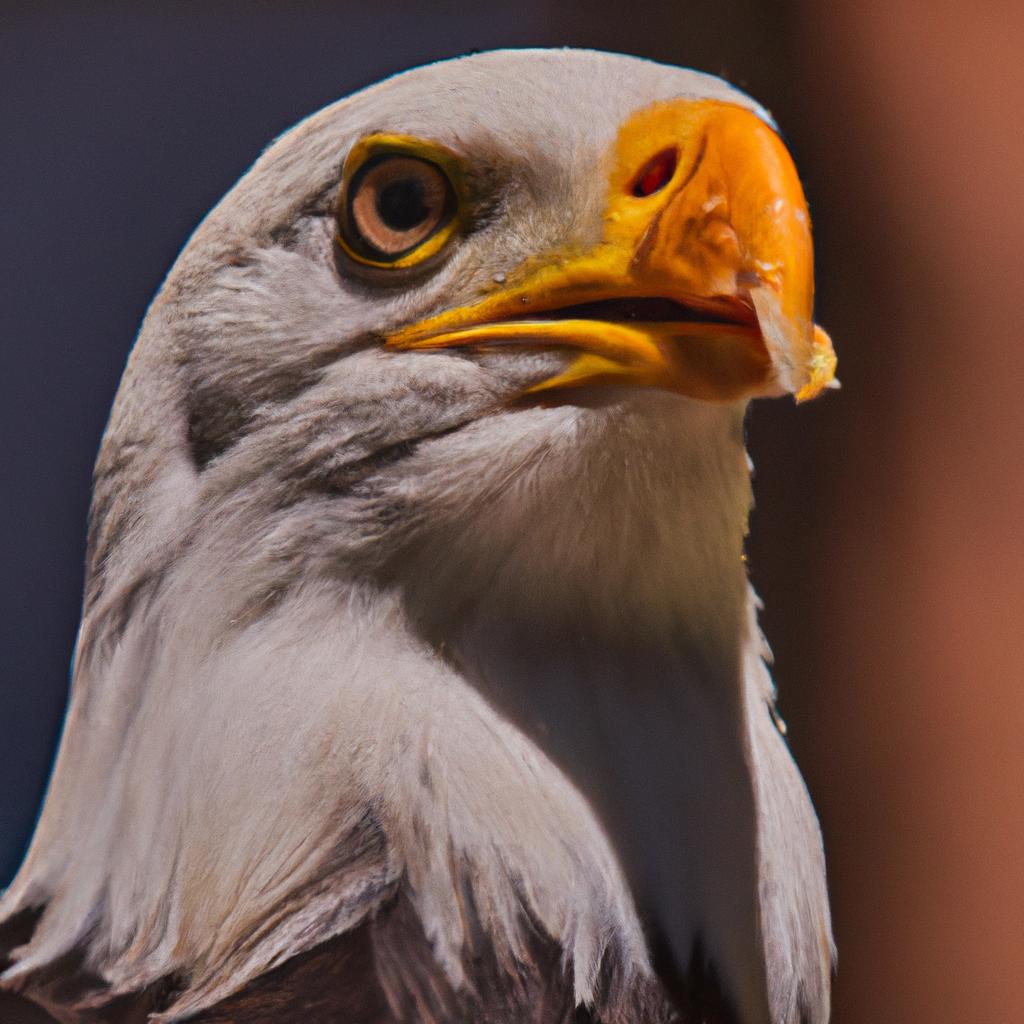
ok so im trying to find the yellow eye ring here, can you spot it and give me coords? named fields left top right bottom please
left=335, top=134, right=466, bottom=269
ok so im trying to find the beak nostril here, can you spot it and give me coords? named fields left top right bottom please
left=631, top=148, right=678, bottom=197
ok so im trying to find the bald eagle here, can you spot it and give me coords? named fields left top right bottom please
left=0, top=49, right=835, bottom=1024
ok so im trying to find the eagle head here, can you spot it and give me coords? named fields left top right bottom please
left=2, top=50, right=834, bottom=1024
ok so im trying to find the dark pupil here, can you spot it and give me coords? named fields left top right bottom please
left=376, top=177, right=429, bottom=231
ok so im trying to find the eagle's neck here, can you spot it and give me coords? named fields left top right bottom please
left=2, top=395, right=828, bottom=1024
left=391, top=396, right=771, bottom=1021
left=452, top=600, right=765, bottom=1021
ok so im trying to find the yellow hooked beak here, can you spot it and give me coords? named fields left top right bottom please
left=387, top=99, right=836, bottom=404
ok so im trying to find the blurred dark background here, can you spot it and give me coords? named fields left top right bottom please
left=2, top=3, right=1022, bottom=1021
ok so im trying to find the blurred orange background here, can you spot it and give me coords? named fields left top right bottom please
left=768, top=2, right=1024, bottom=1019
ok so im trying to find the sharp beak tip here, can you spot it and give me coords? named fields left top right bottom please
left=791, top=324, right=838, bottom=403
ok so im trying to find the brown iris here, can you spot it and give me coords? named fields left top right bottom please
left=343, top=155, right=454, bottom=263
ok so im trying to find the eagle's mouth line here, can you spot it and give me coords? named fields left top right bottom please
left=387, top=286, right=776, bottom=402
left=392, top=293, right=765, bottom=349
left=507, top=294, right=757, bottom=325
left=500, top=294, right=759, bottom=330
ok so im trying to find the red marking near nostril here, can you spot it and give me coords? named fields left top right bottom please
left=631, top=148, right=678, bottom=197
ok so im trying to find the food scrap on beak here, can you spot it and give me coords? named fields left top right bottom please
left=388, top=99, right=836, bottom=404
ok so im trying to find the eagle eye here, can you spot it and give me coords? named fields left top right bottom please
left=336, top=136, right=462, bottom=269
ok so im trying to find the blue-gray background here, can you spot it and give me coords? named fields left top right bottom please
left=4, top=4, right=1022, bottom=1022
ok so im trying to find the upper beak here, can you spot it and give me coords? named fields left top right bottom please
left=387, top=99, right=836, bottom=404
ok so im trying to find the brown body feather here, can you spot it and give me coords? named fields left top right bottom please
left=3, top=894, right=749, bottom=1024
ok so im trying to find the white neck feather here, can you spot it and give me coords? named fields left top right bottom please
left=1, top=393, right=830, bottom=1024
left=387, top=395, right=769, bottom=1019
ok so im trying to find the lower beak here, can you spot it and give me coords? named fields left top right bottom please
left=388, top=100, right=836, bottom=404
